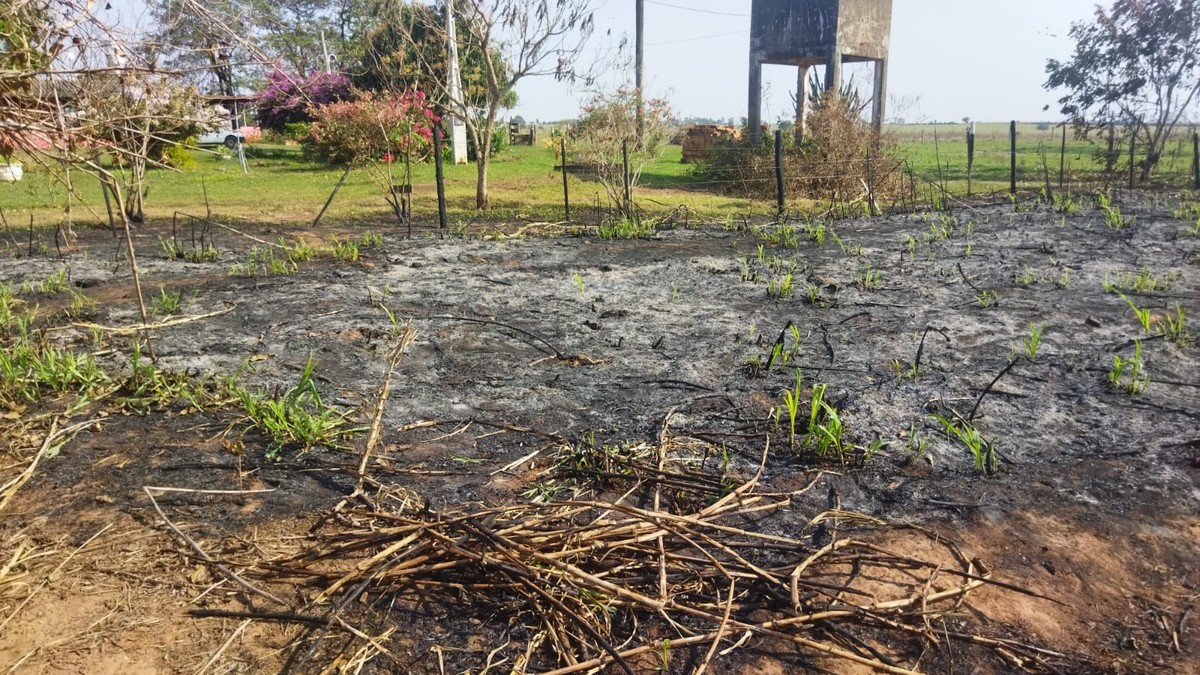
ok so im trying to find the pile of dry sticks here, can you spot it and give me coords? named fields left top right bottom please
left=180, top=440, right=1069, bottom=674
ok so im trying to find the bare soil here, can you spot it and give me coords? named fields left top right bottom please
left=1, top=194, right=1198, bottom=674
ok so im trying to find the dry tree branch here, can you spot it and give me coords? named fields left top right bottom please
left=0, top=417, right=101, bottom=512
left=357, top=322, right=417, bottom=490
left=167, top=430, right=1069, bottom=673
left=143, top=486, right=286, bottom=607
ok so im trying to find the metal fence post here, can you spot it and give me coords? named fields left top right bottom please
left=774, top=130, right=785, bottom=215
left=1009, top=121, right=1017, bottom=194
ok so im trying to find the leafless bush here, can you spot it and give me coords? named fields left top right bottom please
left=697, top=92, right=905, bottom=210
left=570, top=87, right=673, bottom=215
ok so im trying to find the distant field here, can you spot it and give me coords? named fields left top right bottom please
left=892, top=122, right=1199, bottom=194
left=1, top=123, right=1195, bottom=231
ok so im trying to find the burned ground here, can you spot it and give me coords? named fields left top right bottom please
left=1, top=194, right=1198, bottom=674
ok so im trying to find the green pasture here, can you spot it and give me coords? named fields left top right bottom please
left=1, top=124, right=1195, bottom=232
left=892, top=122, right=1199, bottom=194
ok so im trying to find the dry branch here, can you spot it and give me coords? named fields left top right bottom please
left=168, top=433, right=1070, bottom=673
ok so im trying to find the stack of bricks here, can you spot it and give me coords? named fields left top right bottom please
left=681, top=125, right=740, bottom=163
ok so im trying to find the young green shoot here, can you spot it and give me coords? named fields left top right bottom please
left=153, top=286, right=182, bottom=316
left=1161, top=303, right=1192, bottom=347
left=332, top=238, right=360, bottom=262
left=905, top=424, right=927, bottom=461
left=1109, top=339, right=1149, bottom=395
left=767, top=272, right=794, bottom=299
left=975, top=290, right=999, bottom=308
left=1122, top=295, right=1152, bottom=333
left=853, top=262, right=881, bottom=291
left=1024, top=323, right=1045, bottom=362
left=228, top=354, right=360, bottom=459
left=779, top=368, right=803, bottom=447
left=931, top=414, right=997, bottom=475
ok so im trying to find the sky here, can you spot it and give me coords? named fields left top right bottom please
left=509, top=0, right=1105, bottom=124
left=102, top=0, right=1106, bottom=124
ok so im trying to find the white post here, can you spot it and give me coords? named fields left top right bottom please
left=446, top=3, right=470, bottom=164
left=320, top=31, right=333, bottom=74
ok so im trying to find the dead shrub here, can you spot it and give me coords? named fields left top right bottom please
left=696, top=92, right=904, bottom=209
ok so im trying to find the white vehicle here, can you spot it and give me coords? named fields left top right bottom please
left=196, top=128, right=244, bottom=149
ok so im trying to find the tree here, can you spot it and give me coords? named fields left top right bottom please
left=1, top=0, right=228, bottom=351
left=1045, top=0, right=1200, bottom=181
left=149, top=0, right=255, bottom=95
left=1, top=0, right=50, bottom=99
left=356, top=2, right=517, bottom=134
left=79, top=73, right=217, bottom=223
left=570, top=87, right=671, bottom=216
left=149, top=0, right=364, bottom=94
left=392, top=0, right=597, bottom=210
left=306, top=91, right=439, bottom=223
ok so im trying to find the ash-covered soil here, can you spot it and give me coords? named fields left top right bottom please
left=1, top=194, right=1198, bottom=674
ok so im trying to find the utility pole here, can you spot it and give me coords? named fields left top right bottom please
left=446, top=1, right=469, bottom=164
left=320, top=31, right=332, bottom=74
left=635, top=0, right=645, bottom=149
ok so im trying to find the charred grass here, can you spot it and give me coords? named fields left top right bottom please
left=0, top=192, right=1197, bottom=673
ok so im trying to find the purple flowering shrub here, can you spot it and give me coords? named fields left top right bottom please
left=256, top=71, right=353, bottom=133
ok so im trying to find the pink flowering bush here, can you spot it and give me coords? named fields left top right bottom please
left=239, top=126, right=263, bottom=144
left=306, top=91, right=439, bottom=165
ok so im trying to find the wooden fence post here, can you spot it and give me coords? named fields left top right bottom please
left=1193, top=132, right=1199, bottom=190
left=1058, top=124, right=1067, bottom=192
left=433, top=126, right=447, bottom=230
left=312, top=164, right=352, bottom=229
left=774, top=130, right=785, bottom=215
left=622, top=140, right=632, bottom=217
left=966, top=125, right=975, bottom=196
left=561, top=137, right=571, bottom=221
left=1128, top=132, right=1136, bottom=190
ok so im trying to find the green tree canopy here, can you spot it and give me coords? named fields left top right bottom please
left=1, top=0, right=50, bottom=94
left=355, top=1, right=516, bottom=114
left=1045, top=0, right=1200, bottom=180
left=149, top=0, right=371, bottom=94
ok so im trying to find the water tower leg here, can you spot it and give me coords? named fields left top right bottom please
left=825, top=49, right=842, bottom=96
left=748, top=56, right=763, bottom=141
left=796, top=65, right=810, bottom=142
left=872, top=58, right=888, bottom=132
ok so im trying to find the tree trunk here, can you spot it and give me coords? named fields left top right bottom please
left=476, top=109, right=498, bottom=210
left=476, top=150, right=490, bottom=210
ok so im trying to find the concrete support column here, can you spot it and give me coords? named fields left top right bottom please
left=872, top=58, right=888, bottom=131
left=796, top=65, right=810, bottom=142
left=825, top=49, right=842, bottom=96
left=748, top=55, right=763, bottom=141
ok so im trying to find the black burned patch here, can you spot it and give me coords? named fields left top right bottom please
left=2, top=194, right=1198, bottom=672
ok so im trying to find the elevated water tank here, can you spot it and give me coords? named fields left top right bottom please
left=748, top=0, right=892, bottom=137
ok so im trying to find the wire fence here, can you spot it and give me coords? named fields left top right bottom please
left=419, top=123, right=1200, bottom=230
left=3, top=123, right=1197, bottom=241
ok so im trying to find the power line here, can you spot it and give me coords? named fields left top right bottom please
left=648, top=29, right=748, bottom=47
left=645, top=0, right=749, bottom=18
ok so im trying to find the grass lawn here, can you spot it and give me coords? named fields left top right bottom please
left=0, top=143, right=766, bottom=231
left=2, top=124, right=1195, bottom=231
